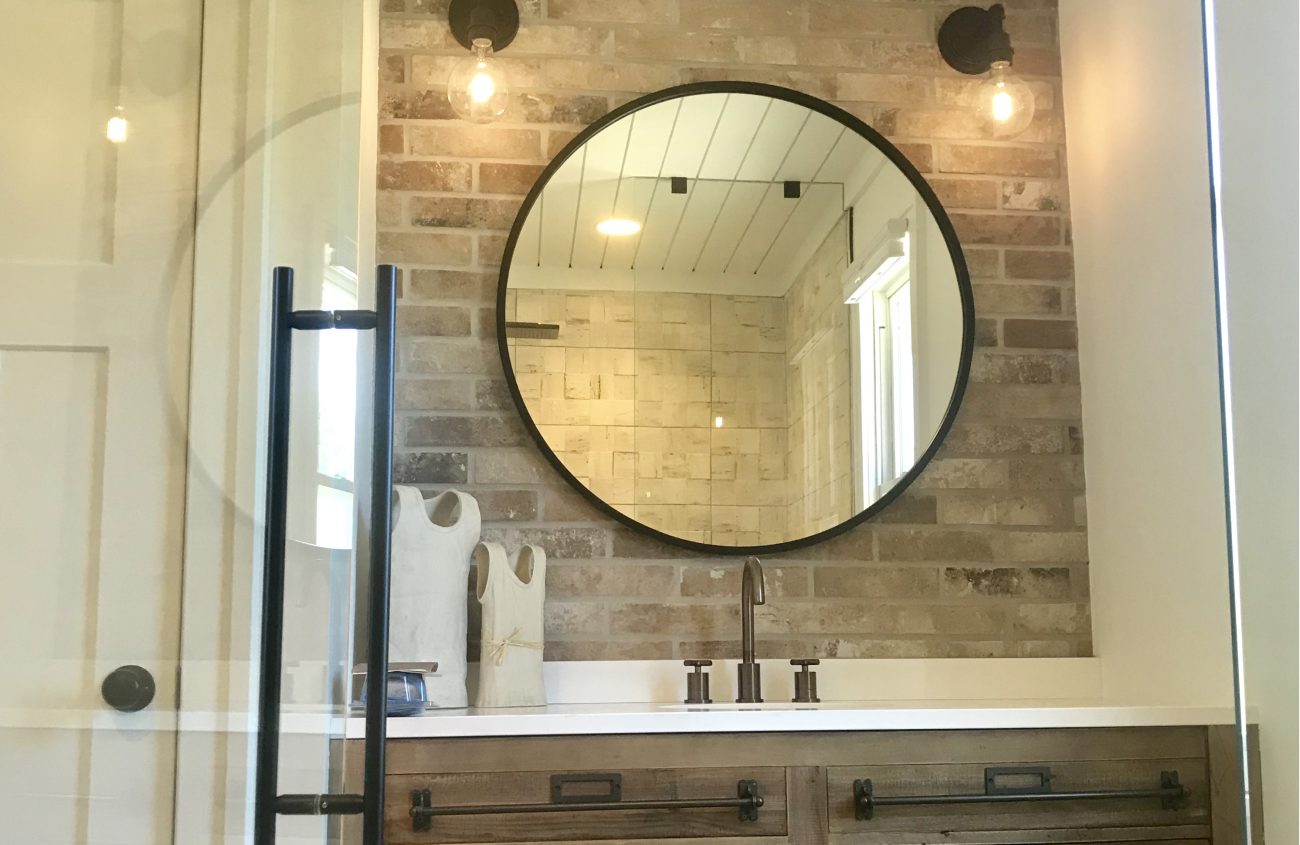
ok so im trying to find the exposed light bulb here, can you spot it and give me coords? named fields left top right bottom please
left=468, top=67, right=495, bottom=103
left=106, top=107, right=128, bottom=144
left=714, top=416, right=725, bottom=429
left=991, top=89, right=1014, bottom=122
left=975, top=61, right=1035, bottom=139
left=596, top=218, right=641, bottom=237
left=447, top=37, right=509, bottom=123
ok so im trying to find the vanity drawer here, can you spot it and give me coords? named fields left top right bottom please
left=826, top=754, right=1211, bottom=837
left=385, top=766, right=788, bottom=843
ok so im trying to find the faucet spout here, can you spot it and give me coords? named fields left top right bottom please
left=740, top=556, right=765, bottom=663
left=737, top=556, right=766, bottom=703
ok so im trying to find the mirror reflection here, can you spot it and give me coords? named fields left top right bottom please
left=502, top=89, right=970, bottom=549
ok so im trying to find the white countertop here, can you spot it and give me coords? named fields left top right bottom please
left=348, top=700, right=1238, bottom=739
left=335, top=658, right=1238, bottom=738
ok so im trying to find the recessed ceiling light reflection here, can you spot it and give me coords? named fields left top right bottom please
left=596, top=218, right=642, bottom=236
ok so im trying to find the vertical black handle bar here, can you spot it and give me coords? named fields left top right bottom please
left=253, top=265, right=398, bottom=845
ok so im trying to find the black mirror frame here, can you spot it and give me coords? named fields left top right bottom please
left=496, top=81, right=975, bottom=556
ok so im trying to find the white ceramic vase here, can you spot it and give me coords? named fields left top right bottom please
left=388, top=486, right=481, bottom=708
left=473, top=541, right=546, bottom=708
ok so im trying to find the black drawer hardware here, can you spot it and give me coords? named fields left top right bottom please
left=853, top=768, right=1188, bottom=821
left=410, top=778, right=764, bottom=831
left=551, top=772, right=623, bottom=803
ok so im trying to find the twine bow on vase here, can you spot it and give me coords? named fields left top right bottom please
left=485, top=627, right=543, bottom=666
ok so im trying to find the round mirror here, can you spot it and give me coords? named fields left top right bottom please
left=498, top=82, right=973, bottom=554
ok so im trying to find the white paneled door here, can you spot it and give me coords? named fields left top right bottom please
left=0, top=1, right=203, bottom=843
left=0, top=0, right=376, bottom=843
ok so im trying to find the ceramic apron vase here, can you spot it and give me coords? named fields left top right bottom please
left=473, top=541, right=546, bottom=707
left=389, top=486, right=481, bottom=708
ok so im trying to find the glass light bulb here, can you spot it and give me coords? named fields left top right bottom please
left=106, top=107, right=128, bottom=144
left=447, top=38, right=509, bottom=123
left=975, top=61, right=1035, bottom=139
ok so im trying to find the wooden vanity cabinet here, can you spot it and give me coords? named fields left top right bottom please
left=346, top=725, right=1258, bottom=845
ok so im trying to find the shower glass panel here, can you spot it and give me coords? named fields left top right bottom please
left=0, top=1, right=375, bottom=844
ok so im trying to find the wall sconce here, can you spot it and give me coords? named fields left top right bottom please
left=446, top=0, right=518, bottom=123
left=937, top=3, right=1035, bottom=139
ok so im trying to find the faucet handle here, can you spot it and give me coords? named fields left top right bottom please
left=790, top=659, right=820, bottom=703
left=683, top=660, right=713, bottom=704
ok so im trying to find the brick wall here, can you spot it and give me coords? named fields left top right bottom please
left=377, top=0, right=1091, bottom=661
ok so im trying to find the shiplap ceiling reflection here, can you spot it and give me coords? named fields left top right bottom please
left=511, top=93, right=885, bottom=297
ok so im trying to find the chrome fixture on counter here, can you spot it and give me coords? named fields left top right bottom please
left=737, top=557, right=766, bottom=704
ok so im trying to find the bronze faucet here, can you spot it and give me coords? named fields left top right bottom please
left=737, top=556, right=766, bottom=703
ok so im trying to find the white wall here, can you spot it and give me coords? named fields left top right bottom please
left=1058, top=1, right=1235, bottom=705
left=1213, top=0, right=1300, bottom=839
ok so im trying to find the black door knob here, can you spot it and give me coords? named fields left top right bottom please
left=101, top=665, right=156, bottom=712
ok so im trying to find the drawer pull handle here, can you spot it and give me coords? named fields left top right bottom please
left=551, top=772, right=622, bottom=804
left=410, top=779, right=763, bottom=831
left=853, top=769, right=1188, bottom=821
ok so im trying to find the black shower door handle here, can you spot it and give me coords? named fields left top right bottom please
left=252, top=264, right=397, bottom=845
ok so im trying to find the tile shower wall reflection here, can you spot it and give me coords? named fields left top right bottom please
left=507, top=288, right=792, bottom=545
left=785, top=218, right=853, bottom=539
left=379, top=0, right=1091, bottom=660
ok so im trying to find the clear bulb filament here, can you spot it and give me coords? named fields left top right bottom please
left=468, top=40, right=496, bottom=103
left=992, top=88, right=1014, bottom=122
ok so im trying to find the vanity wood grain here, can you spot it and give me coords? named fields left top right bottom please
left=343, top=726, right=1260, bottom=844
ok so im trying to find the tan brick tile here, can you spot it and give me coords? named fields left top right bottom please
left=940, top=144, right=1060, bottom=177
left=1003, top=318, right=1078, bottom=349
left=377, top=160, right=472, bottom=192
left=972, top=283, right=1062, bottom=315
left=408, top=125, right=542, bottom=159
left=813, top=566, right=939, bottom=599
left=549, top=0, right=677, bottom=24
left=806, top=1, right=930, bottom=38
left=951, top=212, right=1061, bottom=246
left=1005, top=248, right=1075, bottom=280
left=479, top=162, right=545, bottom=195
left=378, top=231, right=473, bottom=265
left=410, top=196, right=521, bottom=229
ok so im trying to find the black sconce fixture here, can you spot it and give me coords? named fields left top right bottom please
left=937, top=4, right=1036, bottom=138
left=446, top=0, right=519, bottom=123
